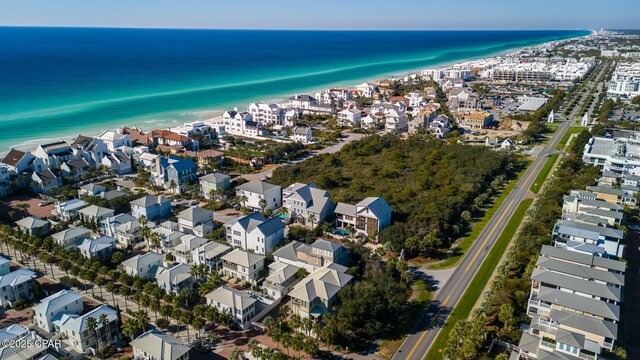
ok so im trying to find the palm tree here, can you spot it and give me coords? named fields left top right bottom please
left=134, top=310, right=150, bottom=332
left=229, top=349, right=243, bottom=360
left=121, top=319, right=138, bottom=342
left=238, top=195, right=248, bottom=208
left=301, top=317, right=313, bottom=337
left=86, top=316, right=100, bottom=352
left=168, top=180, right=177, bottom=194
left=258, top=198, right=268, bottom=213
left=98, top=313, right=112, bottom=349
left=307, top=213, right=317, bottom=228
left=192, top=317, right=205, bottom=339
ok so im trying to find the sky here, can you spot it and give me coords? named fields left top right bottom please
left=0, top=0, right=638, bottom=31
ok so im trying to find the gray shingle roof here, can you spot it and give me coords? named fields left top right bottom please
left=236, top=180, right=280, bottom=195
left=130, top=330, right=190, bottom=360
left=222, top=249, right=265, bottom=268
left=538, top=285, right=620, bottom=320
left=531, top=268, right=621, bottom=302
left=554, top=219, right=624, bottom=240
left=550, top=308, right=618, bottom=339
left=541, top=245, right=626, bottom=273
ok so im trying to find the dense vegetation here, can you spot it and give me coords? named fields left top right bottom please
left=270, top=133, right=517, bottom=257
left=444, top=130, right=600, bottom=360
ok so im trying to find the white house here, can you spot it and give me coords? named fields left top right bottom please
left=292, top=126, right=313, bottom=144
left=282, top=182, right=335, bottom=226
left=97, top=130, right=132, bottom=152
left=1, top=148, right=43, bottom=174
left=200, top=173, right=231, bottom=200
left=79, top=183, right=107, bottom=197
left=171, top=234, right=208, bottom=265
left=54, top=304, right=120, bottom=354
left=192, top=241, right=232, bottom=271
left=101, top=151, right=133, bottom=175
left=0, top=267, right=37, bottom=307
left=31, top=169, right=61, bottom=193
left=55, top=199, right=89, bottom=221
left=263, top=262, right=300, bottom=299
left=33, top=289, right=84, bottom=333
left=176, top=207, right=214, bottom=236
left=221, top=249, right=265, bottom=284
left=130, top=195, right=172, bottom=222
left=131, top=329, right=191, bottom=360
left=337, top=109, right=362, bottom=127
left=272, top=238, right=349, bottom=273
left=78, top=205, right=115, bottom=226
left=15, top=216, right=50, bottom=237
left=52, top=227, right=92, bottom=250
left=225, top=211, right=285, bottom=255
left=70, top=135, right=108, bottom=167
left=100, top=213, right=136, bottom=238
left=156, top=263, right=194, bottom=295
left=205, top=286, right=257, bottom=329
left=122, top=252, right=164, bottom=280
left=289, top=263, right=353, bottom=319
left=235, top=180, right=282, bottom=211
left=335, top=197, right=393, bottom=237
left=78, top=236, right=116, bottom=260
left=115, top=219, right=142, bottom=246
left=33, top=140, right=74, bottom=170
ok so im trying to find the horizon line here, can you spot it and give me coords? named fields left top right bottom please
left=0, top=25, right=600, bottom=32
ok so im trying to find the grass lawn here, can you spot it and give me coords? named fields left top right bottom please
left=529, top=154, right=559, bottom=194
left=425, top=199, right=534, bottom=360
left=428, top=163, right=529, bottom=270
left=378, top=279, right=433, bottom=359
left=556, top=126, right=588, bottom=151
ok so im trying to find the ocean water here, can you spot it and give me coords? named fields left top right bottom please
left=0, top=27, right=588, bottom=152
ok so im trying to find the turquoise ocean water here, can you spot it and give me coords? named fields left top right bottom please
left=0, top=28, right=589, bottom=152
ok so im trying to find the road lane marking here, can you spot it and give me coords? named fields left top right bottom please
left=463, top=143, right=551, bottom=273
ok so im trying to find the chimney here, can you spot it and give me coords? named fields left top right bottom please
left=295, top=94, right=299, bottom=100
left=234, top=107, right=238, bottom=112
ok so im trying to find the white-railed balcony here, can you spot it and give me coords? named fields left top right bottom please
left=529, top=296, right=552, bottom=311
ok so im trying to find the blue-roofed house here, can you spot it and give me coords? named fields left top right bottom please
left=0, top=256, right=9, bottom=276
left=0, top=267, right=37, bottom=307
left=33, top=289, right=84, bottom=333
left=155, top=156, right=197, bottom=194
left=225, top=211, right=285, bottom=255
left=54, top=304, right=120, bottom=354
left=78, top=236, right=116, bottom=260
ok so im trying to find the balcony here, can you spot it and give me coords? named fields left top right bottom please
left=602, top=341, right=614, bottom=350
left=538, top=317, right=559, bottom=328
left=529, top=297, right=552, bottom=311
left=540, top=337, right=557, bottom=350
left=578, top=352, right=596, bottom=360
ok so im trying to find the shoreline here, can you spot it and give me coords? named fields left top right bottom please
left=1, top=30, right=591, bottom=154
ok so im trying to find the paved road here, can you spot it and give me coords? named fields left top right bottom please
left=393, top=64, right=607, bottom=360
left=240, top=133, right=366, bottom=181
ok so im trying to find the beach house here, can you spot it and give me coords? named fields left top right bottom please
left=334, top=197, right=392, bottom=238
left=33, top=289, right=84, bottom=333
left=225, top=211, right=285, bottom=255
left=282, top=182, right=335, bottom=226
left=221, top=249, right=265, bottom=284
left=235, top=180, right=282, bottom=211
left=130, top=195, right=172, bottom=222
left=122, top=252, right=164, bottom=280
left=131, top=330, right=191, bottom=360
left=288, top=263, right=353, bottom=319
left=200, top=173, right=231, bottom=200
left=205, top=286, right=257, bottom=329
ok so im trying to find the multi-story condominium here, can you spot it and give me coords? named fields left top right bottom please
left=586, top=185, right=637, bottom=206
left=354, top=83, right=378, bottom=98
left=289, top=263, right=353, bottom=319
left=33, top=140, right=74, bottom=170
left=206, top=286, right=258, bottom=329
left=171, top=121, right=215, bottom=145
left=97, top=130, right=132, bottom=152
left=582, top=133, right=640, bottom=175
left=1, top=148, right=44, bottom=174
left=607, top=62, right=640, bottom=97
left=15, top=216, right=50, bottom=237
left=447, top=88, right=480, bottom=110
left=221, top=249, right=265, bottom=284
left=263, top=262, right=300, bottom=299
left=192, top=241, right=231, bottom=271
left=235, top=180, right=282, bottom=211
left=70, top=134, right=108, bottom=167
left=337, top=109, right=362, bottom=127
left=223, top=109, right=265, bottom=137
left=155, top=263, right=194, bottom=295
left=335, top=197, right=393, bottom=237
left=225, top=211, right=285, bottom=255
left=176, top=206, right=214, bottom=236
left=248, top=102, right=285, bottom=126
left=512, top=245, right=625, bottom=360
left=130, top=195, right=172, bottom=222
left=52, top=227, right=92, bottom=250
left=78, top=236, right=116, bottom=260
left=552, top=219, right=624, bottom=258
left=282, top=182, right=336, bottom=226
left=273, top=238, right=349, bottom=273
left=54, top=305, right=120, bottom=354
left=200, top=173, right=231, bottom=200
left=122, top=252, right=164, bottom=279
left=33, top=289, right=84, bottom=333
left=131, top=329, right=191, bottom=360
